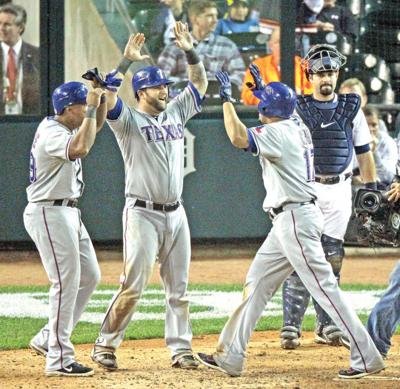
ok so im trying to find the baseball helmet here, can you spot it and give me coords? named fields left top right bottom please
left=253, top=82, right=297, bottom=119
left=301, top=44, right=347, bottom=76
left=132, top=66, right=174, bottom=98
left=52, top=81, right=88, bottom=115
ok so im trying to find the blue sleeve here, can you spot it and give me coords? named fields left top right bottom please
left=355, top=143, right=370, bottom=155
left=107, top=97, right=123, bottom=120
left=245, top=129, right=257, bottom=154
left=214, top=20, right=223, bottom=35
left=188, top=82, right=204, bottom=107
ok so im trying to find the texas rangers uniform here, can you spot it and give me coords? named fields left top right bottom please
left=23, top=117, right=100, bottom=372
left=209, top=117, right=384, bottom=376
left=93, top=83, right=202, bottom=358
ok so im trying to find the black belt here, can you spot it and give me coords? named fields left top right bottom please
left=315, top=172, right=352, bottom=185
left=134, top=199, right=180, bottom=212
left=270, top=199, right=315, bottom=219
left=53, top=199, right=79, bottom=208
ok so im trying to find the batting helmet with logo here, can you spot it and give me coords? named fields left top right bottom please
left=301, top=44, right=347, bottom=77
left=132, top=66, right=174, bottom=98
left=253, top=82, right=297, bottom=119
left=52, top=81, right=88, bottom=115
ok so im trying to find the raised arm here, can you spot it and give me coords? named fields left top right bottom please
left=68, top=88, right=104, bottom=160
left=173, top=21, right=208, bottom=96
left=215, top=71, right=248, bottom=149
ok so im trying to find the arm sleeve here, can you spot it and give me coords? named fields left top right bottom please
left=248, top=125, right=282, bottom=159
left=167, top=82, right=203, bottom=124
left=45, top=127, right=74, bottom=162
left=353, top=108, right=373, bottom=147
left=106, top=101, right=132, bottom=138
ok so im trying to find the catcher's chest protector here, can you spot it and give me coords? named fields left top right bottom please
left=296, top=94, right=360, bottom=175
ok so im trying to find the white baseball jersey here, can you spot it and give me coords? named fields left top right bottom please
left=26, top=117, right=83, bottom=202
left=248, top=117, right=317, bottom=211
left=107, top=83, right=201, bottom=204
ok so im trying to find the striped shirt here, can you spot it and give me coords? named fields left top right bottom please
left=157, top=33, right=246, bottom=88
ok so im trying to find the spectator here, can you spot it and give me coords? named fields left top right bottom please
left=339, top=78, right=389, bottom=134
left=158, top=0, right=189, bottom=45
left=241, top=27, right=312, bottom=105
left=0, top=3, right=39, bottom=115
left=157, top=0, right=246, bottom=89
left=214, top=0, right=259, bottom=35
left=364, top=105, right=397, bottom=189
left=316, top=0, right=357, bottom=44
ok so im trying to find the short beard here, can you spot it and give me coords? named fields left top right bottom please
left=320, top=85, right=333, bottom=96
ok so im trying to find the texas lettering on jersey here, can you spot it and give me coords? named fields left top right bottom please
left=140, top=123, right=184, bottom=142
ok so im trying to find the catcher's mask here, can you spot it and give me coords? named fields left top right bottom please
left=301, top=44, right=347, bottom=79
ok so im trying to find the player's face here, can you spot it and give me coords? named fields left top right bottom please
left=310, top=71, right=338, bottom=98
left=0, top=12, right=23, bottom=47
left=65, top=104, right=87, bottom=128
left=141, top=84, right=169, bottom=112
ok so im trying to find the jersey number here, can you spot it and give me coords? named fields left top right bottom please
left=304, top=148, right=315, bottom=182
left=29, top=152, right=37, bottom=183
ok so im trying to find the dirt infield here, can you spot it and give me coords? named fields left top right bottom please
left=0, top=249, right=399, bottom=388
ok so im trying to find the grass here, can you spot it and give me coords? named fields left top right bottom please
left=0, top=283, right=394, bottom=351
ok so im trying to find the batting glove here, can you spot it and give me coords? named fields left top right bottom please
left=215, top=71, right=236, bottom=104
left=245, top=63, right=266, bottom=91
left=82, top=68, right=122, bottom=92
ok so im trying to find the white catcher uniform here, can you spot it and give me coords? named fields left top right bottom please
left=210, top=117, right=385, bottom=376
left=23, top=117, right=100, bottom=372
left=94, top=83, right=202, bottom=358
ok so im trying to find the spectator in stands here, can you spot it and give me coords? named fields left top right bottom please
left=158, top=0, right=246, bottom=89
left=214, top=0, right=259, bottom=35
left=316, top=0, right=357, bottom=44
left=241, top=26, right=312, bottom=105
left=0, top=3, right=39, bottom=115
left=339, top=78, right=389, bottom=134
left=158, top=0, right=189, bottom=45
left=358, top=106, right=397, bottom=189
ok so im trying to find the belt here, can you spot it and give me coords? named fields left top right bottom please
left=134, top=199, right=180, bottom=212
left=315, top=172, right=352, bottom=185
left=269, top=199, right=315, bottom=220
left=53, top=199, right=79, bottom=208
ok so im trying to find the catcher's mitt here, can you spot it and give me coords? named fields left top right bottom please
left=82, top=68, right=122, bottom=92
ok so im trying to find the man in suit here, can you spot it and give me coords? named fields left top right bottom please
left=0, top=3, right=40, bottom=115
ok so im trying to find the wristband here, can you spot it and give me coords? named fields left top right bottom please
left=185, top=49, right=200, bottom=65
left=365, top=182, right=377, bottom=190
left=116, top=57, right=133, bottom=75
left=222, top=97, right=236, bottom=104
left=85, top=105, right=97, bottom=119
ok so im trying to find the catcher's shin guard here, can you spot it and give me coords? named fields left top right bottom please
left=282, top=272, right=310, bottom=332
left=313, top=234, right=344, bottom=339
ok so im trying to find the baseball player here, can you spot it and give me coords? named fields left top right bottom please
left=280, top=44, right=377, bottom=349
left=90, top=23, right=208, bottom=370
left=196, top=67, right=385, bottom=379
left=24, top=82, right=106, bottom=376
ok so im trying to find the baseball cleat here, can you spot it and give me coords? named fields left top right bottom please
left=45, top=362, right=94, bottom=377
left=280, top=325, right=300, bottom=349
left=29, top=340, right=48, bottom=357
left=196, top=353, right=240, bottom=377
left=91, top=348, right=118, bottom=370
left=172, top=352, right=199, bottom=369
left=337, top=366, right=385, bottom=380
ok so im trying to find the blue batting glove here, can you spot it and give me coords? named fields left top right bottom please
left=215, top=71, right=235, bottom=103
left=104, top=69, right=122, bottom=92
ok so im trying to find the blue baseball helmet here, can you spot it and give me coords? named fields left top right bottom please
left=132, top=66, right=173, bottom=98
left=253, top=82, right=297, bottom=119
left=52, top=81, right=88, bottom=115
